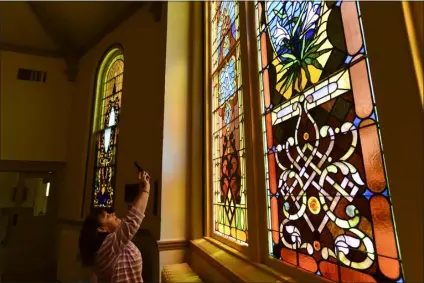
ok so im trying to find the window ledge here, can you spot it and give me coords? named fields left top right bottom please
left=190, top=237, right=299, bottom=283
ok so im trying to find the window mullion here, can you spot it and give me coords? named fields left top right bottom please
left=204, top=1, right=213, bottom=239
left=238, top=1, right=265, bottom=262
left=242, top=1, right=272, bottom=263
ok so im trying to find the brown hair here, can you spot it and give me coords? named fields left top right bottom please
left=78, top=208, right=109, bottom=267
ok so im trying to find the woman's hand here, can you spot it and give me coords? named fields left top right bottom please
left=133, top=170, right=151, bottom=216
left=138, top=171, right=151, bottom=192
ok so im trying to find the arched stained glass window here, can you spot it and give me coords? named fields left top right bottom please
left=92, top=47, right=124, bottom=209
left=255, top=1, right=403, bottom=282
left=210, top=1, right=248, bottom=244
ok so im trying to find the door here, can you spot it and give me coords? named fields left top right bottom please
left=0, top=172, right=58, bottom=282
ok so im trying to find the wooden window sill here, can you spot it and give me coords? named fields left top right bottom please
left=190, top=237, right=299, bottom=283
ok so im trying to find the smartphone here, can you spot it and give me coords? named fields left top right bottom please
left=134, top=162, right=144, bottom=173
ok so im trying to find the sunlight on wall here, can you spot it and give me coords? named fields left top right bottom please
left=161, top=1, right=190, bottom=242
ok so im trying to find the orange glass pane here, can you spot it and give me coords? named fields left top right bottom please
left=319, top=261, right=339, bottom=282
left=360, top=125, right=386, bottom=193
left=370, top=196, right=398, bottom=258
left=298, top=254, right=318, bottom=273
left=351, top=60, right=373, bottom=119
left=378, top=256, right=401, bottom=280
left=340, top=266, right=377, bottom=283
left=341, top=1, right=363, bottom=55
left=281, top=248, right=297, bottom=266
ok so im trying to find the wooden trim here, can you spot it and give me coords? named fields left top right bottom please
left=191, top=237, right=299, bottom=283
left=244, top=1, right=272, bottom=264
left=402, top=2, right=423, bottom=106
left=238, top=1, right=261, bottom=260
left=186, top=1, right=204, bottom=240
left=0, top=160, right=66, bottom=172
left=191, top=238, right=247, bottom=283
left=157, top=239, right=189, bottom=251
left=0, top=56, right=2, bottom=158
left=201, top=1, right=207, bottom=240
left=210, top=232, right=247, bottom=254
left=203, top=1, right=212, bottom=240
left=359, top=2, right=423, bottom=281
left=0, top=42, right=65, bottom=58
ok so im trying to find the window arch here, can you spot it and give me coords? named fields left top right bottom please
left=91, top=47, right=124, bottom=209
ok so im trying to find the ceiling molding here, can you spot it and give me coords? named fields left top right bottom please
left=77, top=2, right=146, bottom=59
left=0, top=42, right=64, bottom=58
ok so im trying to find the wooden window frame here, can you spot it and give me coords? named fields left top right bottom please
left=203, top=1, right=422, bottom=282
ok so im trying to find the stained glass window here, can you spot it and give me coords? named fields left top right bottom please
left=92, top=49, right=124, bottom=209
left=210, top=1, right=248, bottom=244
left=255, top=1, right=403, bottom=282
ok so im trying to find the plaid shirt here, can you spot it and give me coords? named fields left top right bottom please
left=95, top=206, right=145, bottom=283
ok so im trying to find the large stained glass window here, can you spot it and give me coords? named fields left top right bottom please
left=92, top=48, right=124, bottom=208
left=256, top=1, right=403, bottom=282
left=210, top=1, right=248, bottom=244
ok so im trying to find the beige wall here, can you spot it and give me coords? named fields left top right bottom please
left=0, top=2, right=57, bottom=52
left=0, top=51, right=72, bottom=161
left=60, top=5, right=167, bottom=224
left=57, top=5, right=168, bottom=281
left=161, top=1, right=190, bottom=243
left=62, top=5, right=166, bottom=224
left=159, top=1, right=204, bottom=275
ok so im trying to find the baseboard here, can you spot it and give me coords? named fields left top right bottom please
left=157, top=239, right=189, bottom=251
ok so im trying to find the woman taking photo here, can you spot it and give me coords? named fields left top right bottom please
left=79, top=169, right=151, bottom=283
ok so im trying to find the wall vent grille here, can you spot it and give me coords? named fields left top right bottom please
left=17, top=68, right=47, bottom=83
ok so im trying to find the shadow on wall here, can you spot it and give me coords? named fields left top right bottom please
left=133, top=229, right=159, bottom=283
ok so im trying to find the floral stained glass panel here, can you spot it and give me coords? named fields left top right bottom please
left=210, top=1, right=248, bottom=245
left=93, top=56, right=124, bottom=208
left=256, top=1, right=403, bottom=282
